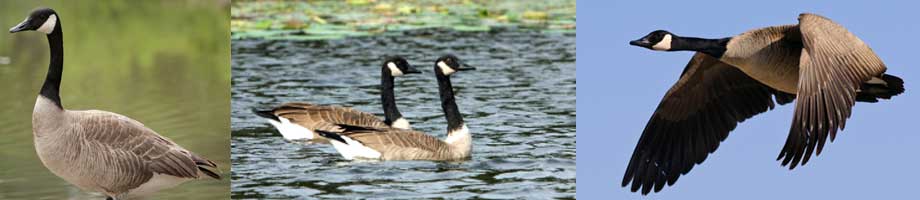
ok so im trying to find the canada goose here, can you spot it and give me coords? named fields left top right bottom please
left=315, top=54, right=476, bottom=161
left=623, top=13, right=904, bottom=194
left=9, top=8, right=220, bottom=199
left=252, top=56, right=421, bottom=143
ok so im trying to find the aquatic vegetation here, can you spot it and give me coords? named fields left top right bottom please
left=231, top=0, right=576, bottom=40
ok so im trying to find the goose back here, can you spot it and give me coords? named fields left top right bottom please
left=337, top=128, right=470, bottom=161
left=265, top=102, right=391, bottom=143
left=721, top=24, right=803, bottom=93
left=272, top=102, right=390, bottom=131
left=33, top=109, right=218, bottom=198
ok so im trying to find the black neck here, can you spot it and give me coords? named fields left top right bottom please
left=670, top=36, right=731, bottom=58
left=435, top=67, right=464, bottom=132
left=41, top=23, right=64, bottom=109
left=381, top=67, right=402, bottom=125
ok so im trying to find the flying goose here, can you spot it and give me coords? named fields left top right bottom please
left=315, top=54, right=476, bottom=161
left=9, top=8, right=221, bottom=199
left=252, top=56, right=421, bottom=143
left=623, top=13, right=904, bottom=194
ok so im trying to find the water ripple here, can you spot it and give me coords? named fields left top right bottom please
left=231, top=28, right=575, bottom=199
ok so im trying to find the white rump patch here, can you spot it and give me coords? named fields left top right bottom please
left=125, top=173, right=190, bottom=198
left=266, top=117, right=314, bottom=141
left=438, top=61, right=456, bottom=75
left=390, top=118, right=411, bottom=129
left=652, top=34, right=672, bottom=51
left=328, top=135, right=382, bottom=160
left=445, top=124, right=470, bottom=144
left=387, top=62, right=404, bottom=76
left=37, top=14, right=57, bottom=34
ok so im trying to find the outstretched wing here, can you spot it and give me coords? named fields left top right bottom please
left=777, top=13, right=887, bottom=169
left=623, top=53, right=793, bottom=194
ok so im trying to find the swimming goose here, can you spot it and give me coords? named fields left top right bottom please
left=623, top=13, right=904, bottom=194
left=252, top=56, right=421, bottom=143
left=9, top=8, right=220, bottom=199
left=315, top=54, right=476, bottom=161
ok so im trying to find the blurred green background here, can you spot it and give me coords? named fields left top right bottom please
left=231, top=0, right=576, bottom=40
left=0, top=1, right=230, bottom=199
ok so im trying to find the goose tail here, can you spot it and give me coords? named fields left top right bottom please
left=315, top=130, right=349, bottom=144
left=251, top=108, right=279, bottom=122
left=856, top=74, right=904, bottom=103
left=192, top=155, right=221, bottom=180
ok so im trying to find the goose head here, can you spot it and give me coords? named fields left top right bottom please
left=435, top=54, right=476, bottom=76
left=9, top=8, right=58, bottom=34
left=630, top=30, right=674, bottom=51
left=384, top=56, right=420, bottom=77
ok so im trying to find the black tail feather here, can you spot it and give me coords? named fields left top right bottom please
left=856, top=74, right=904, bottom=103
left=251, top=108, right=279, bottom=121
left=335, top=123, right=382, bottom=132
left=316, top=130, right=349, bottom=144
left=198, top=166, right=221, bottom=180
left=192, top=155, right=221, bottom=179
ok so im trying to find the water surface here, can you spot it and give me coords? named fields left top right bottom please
left=231, top=28, right=576, bottom=199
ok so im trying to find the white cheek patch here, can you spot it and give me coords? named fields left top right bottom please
left=387, top=62, right=404, bottom=76
left=438, top=61, right=456, bottom=75
left=37, top=14, right=57, bottom=34
left=445, top=124, right=470, bottom=144
left=390, top=118, right=410, bottom=129
left=652, top=34, right=672, bottom=51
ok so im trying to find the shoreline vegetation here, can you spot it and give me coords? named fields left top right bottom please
left=231, top=0, right=576, bottom=40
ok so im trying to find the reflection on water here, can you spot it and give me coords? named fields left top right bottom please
left=0, top=1, right=230, bottom=199
left=231, top=28, right=576, bottom=199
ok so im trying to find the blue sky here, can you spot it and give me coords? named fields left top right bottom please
left=577, top=1, right=920, bottom=199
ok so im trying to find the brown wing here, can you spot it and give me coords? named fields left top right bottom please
left=272, top=102, right=389, bottom=132
left=623, top=53, right=793, bottom=194
left=345, top=128, right=449, bottom=158
left=76, top=111, right=216, bottom=193
left=777, top=13, right=887, bottom=169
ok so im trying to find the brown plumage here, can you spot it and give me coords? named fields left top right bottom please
left=257, top=102, right=392, bottom=143
left=625, top=13, right=904, bottom=194
left=326, top=127, right=471, bottom=161
left=34, top=108, right=222, bottom=198
left=315, top=54, right=476, bottom=161
left=11, top=7, right=220, bottom=199
left=252, top=56, right=419, bottom=143
left=622, top=53, right=794, bottom=194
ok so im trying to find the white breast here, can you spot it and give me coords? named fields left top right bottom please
left=444, top=125, right=470, bottom=144
left=390, top=118, right=411, bottom=129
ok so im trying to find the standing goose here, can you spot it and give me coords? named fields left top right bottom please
left=624, top=13, right=904, bottom=194
left=315, top=54, right=476, bottom=161
left=252, top=56, right=421, bottom=143
left=9, top=8, right=220, bottom=199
